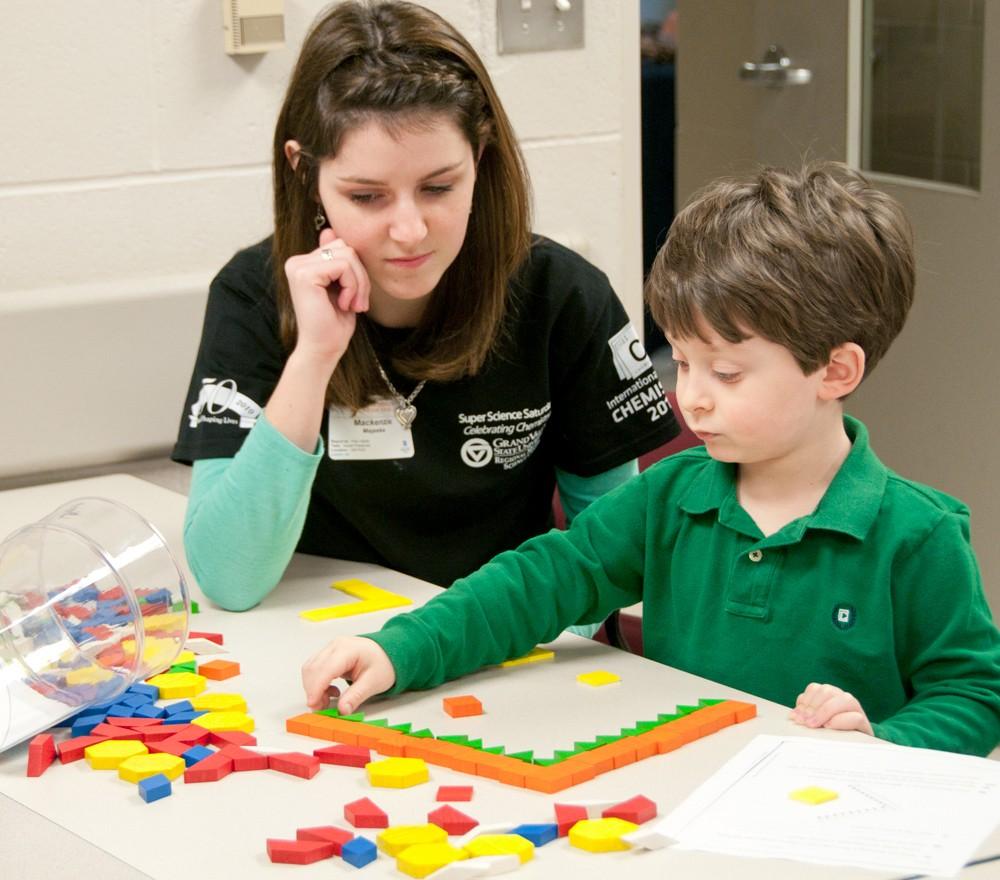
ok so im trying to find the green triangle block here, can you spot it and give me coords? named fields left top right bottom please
left=339, top=712, right=366, bottom=723
left=191, top=601, right=200, bottom=614
left=409, top=728, right=435, bottom=739
left=553, top=749, right=576, bottom=762
left=481, top=745, right=505, bottom=755
left=656, top=713, right=680, bottom=724
left=532, top=757, right=555, bottom=766
left=595, top=734, right=622, bottom=746
left=507, top=750, right=534, bottom=763
left=365, top=718, right=389, bottom=727
left=316, top=707, right=341, bottom=718
left=676, top=705, right=698, bottom=715
left=636, top=720, right=660, bottom=732
left=465, top=739, right=484, bottom=750
left=387, top=722, right=412, bottom=734
left=573, top=740, right=599, bottom=752
left=620, top=727, right=642, bottom=737
left=170, top=662, right=196, bottom=673
left=437, top=734, right=471, bottom=746
left=698, top=697, right=725, bottom=706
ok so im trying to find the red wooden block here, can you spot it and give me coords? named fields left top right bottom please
left=554, top=803, right=588, bottom=837
left=436, top=785, right=474, bottom=802
left=90, top=724, right=143, bottom=741
left=428, top=804, right=478, bottom=835
left=209, top=729, right=257, bottom=747
left=344, top=797, right=389, bottom=828
left=58, top=735, right=108, bottom=764
left=188, top=631, right=224, bottom=645
left=198, top=659, right=240, bottom=681
left=171, top=724, right=212, bottom=744
left=105, top=717, right=163, bottom=728
left=98, top=586, right=125, bottom=601
left=220, top=745, right=268, bottom=772
left=296, top=826, right=354, bottom=854
left=603, top=794, right=658, bottom=825
left=269, top=752, right=321, bottom=779
left=27, top=734, right=56, bottom=777
left=184, top=751, right=233, bottom=783
left=266, top=839, right=336, bottom=864
left=313, top=743, right=371, bottom=768
left=442, top=695, right=483, bottom=718
left=147, top=736, right=194, bottom=757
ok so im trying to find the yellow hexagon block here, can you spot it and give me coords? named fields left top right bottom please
left=190, top=692, right=247, bottom=713
left=568, top=818, right=638, bottom=852
left=397, top=842, right=468, bottom=878
left=191, top=710, right=255, bottom=733
left=789, top=786, right=838, bottom=805
left=576, top=670, right=621, bottom=687
left=118, top=752, right=186, bottom=783
left=463, top=834, right=535, bottom=864
left=366, top=756, right=429, bottom=788
left=146, top=671, right=207, bottom=698
left=66, top=666, right=117, bottom=686
left=85, top=740, right=149, bottom=770
left=377, top=824, right=447, bottom=857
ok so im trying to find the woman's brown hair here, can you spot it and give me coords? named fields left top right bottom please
left=273, top=0, right=532, bottom=410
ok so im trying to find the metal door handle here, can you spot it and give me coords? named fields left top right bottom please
left=740, top=44, right=812, bottom=87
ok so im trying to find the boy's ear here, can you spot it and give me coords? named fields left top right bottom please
left=818, top=343, right=866, bottom=400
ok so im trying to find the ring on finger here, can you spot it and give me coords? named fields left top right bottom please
left=320, top=248, right=334, bottom=261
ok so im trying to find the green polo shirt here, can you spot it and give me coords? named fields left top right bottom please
left=369, top=416, right=1000, bottom=756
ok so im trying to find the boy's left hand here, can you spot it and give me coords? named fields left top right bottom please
left=789, top=682, right=874, bottom=736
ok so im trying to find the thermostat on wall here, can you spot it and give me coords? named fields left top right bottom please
left=223, top=0, right=285, bottom=55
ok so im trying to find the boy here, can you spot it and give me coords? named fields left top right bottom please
left=301, top=163, right=1000, bottom=756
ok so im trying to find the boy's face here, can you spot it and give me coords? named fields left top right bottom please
left=667, top=324, right=832, bottom=466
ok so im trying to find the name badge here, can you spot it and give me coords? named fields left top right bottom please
left=327, top=399, right=415, bottom=460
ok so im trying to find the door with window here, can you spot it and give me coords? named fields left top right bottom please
left=675, top=0, right=1000, bottom=610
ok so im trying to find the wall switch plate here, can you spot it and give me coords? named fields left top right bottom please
left=223, top=0, right=285, bottom=55
left=497, top=0, right=584, bottom=55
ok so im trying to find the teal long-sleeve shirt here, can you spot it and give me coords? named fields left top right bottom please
left=183, top=413, right=637, bottom=612
left=367, top=416, right=1000, bottom=757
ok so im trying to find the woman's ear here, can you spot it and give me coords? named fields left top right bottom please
left=819, top=342, right=866, bottom=400
left=284, top=139, right=302, bottom=171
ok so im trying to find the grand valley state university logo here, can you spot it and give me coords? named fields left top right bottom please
left=188, top=378, right=261, bottom=430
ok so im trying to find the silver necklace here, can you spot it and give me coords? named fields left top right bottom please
left=364, top=335, right=426, bottom=429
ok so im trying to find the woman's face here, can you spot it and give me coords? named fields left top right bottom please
left=308, top=115, right=477, bottom=327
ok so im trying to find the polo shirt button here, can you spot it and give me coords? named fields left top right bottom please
left=748, top=549, right=763, bottom=562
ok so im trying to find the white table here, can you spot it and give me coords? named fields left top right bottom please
left=0, top=475, right=997, bottom=880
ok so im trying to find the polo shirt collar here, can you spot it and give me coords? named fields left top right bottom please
left=678, top=414, right=887, bottom=541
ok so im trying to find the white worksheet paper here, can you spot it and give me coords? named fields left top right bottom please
left=660, top=735, right=1000, bottom=876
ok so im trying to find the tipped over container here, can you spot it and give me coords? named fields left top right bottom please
left=0, top=497, right=189, bottom=752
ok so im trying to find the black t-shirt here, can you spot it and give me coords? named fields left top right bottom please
left=173, top=236, right=678, bottom=585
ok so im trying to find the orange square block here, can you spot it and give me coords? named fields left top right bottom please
left=198, top=659, right=240, bottom=681
left=442, top=695, right=483, bottom=718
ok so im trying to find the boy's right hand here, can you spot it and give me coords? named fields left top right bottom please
left=283, top=228, right=371, bottom=369
left=301, top=636, right=396, bottom=714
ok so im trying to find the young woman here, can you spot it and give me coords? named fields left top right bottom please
left=172, top=0, right=678, bottom=611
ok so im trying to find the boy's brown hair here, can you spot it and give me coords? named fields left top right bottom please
left=646, top=162, right=915, bottom=379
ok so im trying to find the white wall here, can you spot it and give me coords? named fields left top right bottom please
left=0, top=1, right=641, bottom=478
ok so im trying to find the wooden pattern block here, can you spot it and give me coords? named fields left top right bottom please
left=554, top=803, right=588, bottom=837
left=377, top=824, right=448, bottom=857
left=568, top=817, right=638, bottom=853
left=183, top=750, right=233, bottom=783
left=85, top=740, right=148, bottom=770
left=576, top=670, right=621, bottom=687
left=367, top=756, right=429, bottom=788
left=397, top=841, right=468, bottom=878
left=463, top=834, right=534, bottom=864
left=58, top=735, right=107, bottom=764
left=285, top=699, right=755, bottom=794
left=602, top=794, right=657, bottom=824
left=296, top=825, right=354, bottom=854
left=266, top=839, right=336, bottom=864
left=187, top=630, right=224, bottom=645
left=145, top=672, right=207, bottom=699
left=26, top=734, right=56, bottom=777
left=345, top=796, right=390, bottom=828
left=191, top=710, right=254, bottom=734
left=510, top=823, right=558, bottom=847
left=118, top=752, right=186, bottom=783
left=300, top=578, right=412, bottom=622
left=442, top=695, right=483, bottom=718
left=138, top=773, right=172, bottom=803
left=190, top=693, right=246, bottom=713
left=314, top=743, right=372, bottom=767
left=428, top=804, right=478, bottom=835
left=341, top=836, right=377, bottom=868
left=198, top=659, right=240, bottom=680
left=220, top=745, right=269, bottom=771
left=437, top=785, right=474, bottom=801
left=269, top=751, right=321, bottom=779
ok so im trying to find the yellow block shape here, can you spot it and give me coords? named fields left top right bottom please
left=174, top=649, right=196, bottom=665
left=65, top=666, right=115, bottom=686
left=378, top=824, right=448, bottom=857
left=146, top=671, right=207, bottom=698
left=789, top=786, right=839, bottom=805
left=463, top=834, right=535, bottom=864
left=576, top=670, right=621, bottom=687
left=397, top=842, right=468, bottom=878
left=568, top=818, right=638, bottom=853
left=85, top=740, right=148, bottom=770
left=500, top=647, right=555, bottom=668
left=367, top=757, right=429, bottom=788
left=191, top=692, right=248, bottom=713
left=118, top=752, right=186, bottom=783
left=301, top=578, right=412, bottom=622
left=191, top=710, right=255, bottom=733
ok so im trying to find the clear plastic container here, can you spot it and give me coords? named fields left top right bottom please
left=0, top=497, right=189, bottom=751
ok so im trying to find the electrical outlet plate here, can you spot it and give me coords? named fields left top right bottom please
left=497, top=0, right=584, bottom=55
left=223, top=0, right=285, bottom=55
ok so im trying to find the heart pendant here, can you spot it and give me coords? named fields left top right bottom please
left=395, top=404, right=417, bottom=429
